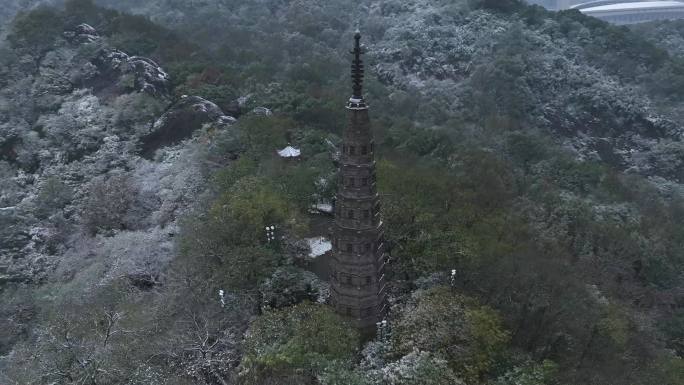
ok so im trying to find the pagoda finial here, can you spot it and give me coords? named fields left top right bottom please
left=349, top=30, right=365, bottom=105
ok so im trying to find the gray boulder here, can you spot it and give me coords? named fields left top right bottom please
left=86, top=49, right=170, bottom=98
left=140, top=95, right=235, bottom=157
left=64, top=23, right=100, bottom=44
left=251, top=106, right=273, bottom=116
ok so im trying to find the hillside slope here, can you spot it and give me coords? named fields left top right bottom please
left=1, top=1, right=683, bottom=384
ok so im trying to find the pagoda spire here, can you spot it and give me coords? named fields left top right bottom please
left=348, top=30, right=367, bottom=109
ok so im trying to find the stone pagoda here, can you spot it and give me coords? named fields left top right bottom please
left=330, top=31, right=387, bottom=330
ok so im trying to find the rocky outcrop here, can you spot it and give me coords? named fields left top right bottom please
left=127, top=56, right=171, bottom=96
left=64, top=23, right=100, bottom=44
left=86, top=49, right=170, bottom=98
left=251, top=106, right=273, bottom=116
left=140, top=95, right=235, bottom=157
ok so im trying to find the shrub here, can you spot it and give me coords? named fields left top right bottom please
left=391, top=286, right=509, bottom=383
left=209, top=175, right=306, bottom=245
left=238, top=115, right=293, bottom=157
left=81, top=174, right=136, bottom=235
left=380, top=350, right=465, bottom=385
left=8, top=7, right=65, bottom=55
left=34, top=176, right=73, bottom=219
left=240, top=303, right=359, bottom=385
left=260, top=267, right=326, bottom=309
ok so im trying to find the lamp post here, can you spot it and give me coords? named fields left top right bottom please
left=376, top=319, right=389, bottom=341
left=265, top=225, right=277, bottom=243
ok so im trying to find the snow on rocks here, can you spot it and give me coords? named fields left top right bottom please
left=141, top=95, right=235, bottom=157
left=64, top=23, right=100, bottom=44
left=217, top=115, right=238, bottom=127
left=251, top=106, right=273, bottom=116
left=128, top=56, right=170, bottom=96
left=90, top=49, right=170, bottom=97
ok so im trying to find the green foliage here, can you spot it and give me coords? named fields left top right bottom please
left=505, top=131, right=550, bottom=170
left=377, top=153, right=519, bottom=279
left=466, top=307, right=513, bottom=380
left=213, top=156, right=260, bottom=192
left=377, top=159, right=469, bottom=276
left=178, top=111, right=333, bottom=293
left=81, top=174, right=135, bottom=235
left=179, top=173, right=304, bottom=289
left=34, top=176, right=73, bottom=219
left=660, top=310, right=684, bottom=356
left=8, top=6, right=64, bottom=54
left=386, top=124, right=452, bottom=157
left=391, top=286, right=510, bottom=383
left=272, top=161, right=329, bottom=211
left=658, top=356, right=684, bottom=385
left=211, top=175, right=305, bottom=245
left=381, top=350, right=465, bottom=385
left=553, top=8, right=669, bottom=83
left=318, top=362, right=372, bottom=385
left=240, top=303, right=359, bottom=385
left=470, top=25, right=534, bottom=128
left=107, top=15, right=165, bottom=52
left=4, top=1, right=684, bottom=384
left=260, top=267, right=323, bottom=309
left=473, top=0, right=525, bottom=13
left=494, top=360, right=558, bottom=385
left=238, top=115, right=293, bottom=156
left=596, top=305, right=630, bottom=349
left=63, top=0, right=117, bottom=30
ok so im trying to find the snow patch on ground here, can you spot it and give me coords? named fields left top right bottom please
left=305, top=236, right=332, bottom=258
left=310, top=202, right=333, bottom=214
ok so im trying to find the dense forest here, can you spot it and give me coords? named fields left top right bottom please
left=0, top=0, right=683, bottom=384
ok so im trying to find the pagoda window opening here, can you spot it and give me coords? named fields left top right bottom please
left=349, top=146, right=356, bottom=155
left=362, top=178, right=368, bottom=186
left=348, top=178, right=355, bottom=187
left=363, top=210, right=370, bottom=219
left=346, top=243, right=353, bottom=253
left=365, top=276, right=372, bottom=285
left=361, top=146, right=368, bottom=155
left=348, top=210, right=355, bottom=219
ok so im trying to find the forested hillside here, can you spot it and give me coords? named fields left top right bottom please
left=0, top=0, right=683, bottom=384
